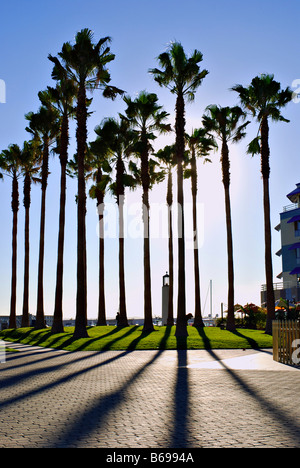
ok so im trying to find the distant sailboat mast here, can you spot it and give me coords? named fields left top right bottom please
left=210, top=279, right=212, bottom=318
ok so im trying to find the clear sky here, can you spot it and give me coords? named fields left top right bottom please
left=0, top=0, right=299, bottom=321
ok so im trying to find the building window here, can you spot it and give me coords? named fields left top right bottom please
left=295, top=221, right=300, bottom=237
left=296, top=248, right=300, bottom=264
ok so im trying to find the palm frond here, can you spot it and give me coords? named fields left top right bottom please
left=247, top=136, right=261, bottom=156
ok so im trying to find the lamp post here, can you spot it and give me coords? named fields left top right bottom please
left=162, top=272, right=169, bottom=326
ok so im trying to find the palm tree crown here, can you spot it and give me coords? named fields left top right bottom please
left=149, top=41, right=208, bottom=100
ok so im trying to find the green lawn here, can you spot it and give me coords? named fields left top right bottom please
left=0, top=325, right=273, bottom=352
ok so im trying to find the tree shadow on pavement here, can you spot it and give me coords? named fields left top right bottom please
left=205, top=348, right=300, bottom=446
left=169, top=337, right=190, bottom=448
left=42, top=349, right=164, bottom=448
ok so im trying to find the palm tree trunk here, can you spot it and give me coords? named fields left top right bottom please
left=143, top=188, right=154, bottom=332
left=9, top=174, right=19, bottom=329
left=97, top=191, right=106, bottom=326
left=52, top=162, right=67, bottom=334
left=167, top=170, right=174, bottom=326
left=175, top=92, right=188, bottom=338
left=141, top=140, right=154, bottom=332
left=21, top=174, right=31, bottom=328
left=74, top=81, right=89, bottom=339
left=118, top=194, right=129, bottom=327
left=261, top=117, right=275, bottom=335
left=191, top=150, right=204, bottom=328
left=35, top=139, right=49, bottom=330
left=52, top=114, right=69, bottom=334
left=222, top=140, right=235, bottom=332
left=224, top=186, right=235, bottom=331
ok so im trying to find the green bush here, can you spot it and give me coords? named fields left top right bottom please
left=217, top=303, right=267, bottom=330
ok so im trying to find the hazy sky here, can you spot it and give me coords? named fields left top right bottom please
left=0, top=0, right=299, bottom=320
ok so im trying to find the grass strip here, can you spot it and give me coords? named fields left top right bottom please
left=0, top=326, right=273, bottom=352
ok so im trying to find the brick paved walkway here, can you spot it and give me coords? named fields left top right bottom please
left=1, top=342, right=300, bottom=448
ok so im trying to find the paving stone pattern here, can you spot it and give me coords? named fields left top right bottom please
left=1, top=343, right=300, bottom=448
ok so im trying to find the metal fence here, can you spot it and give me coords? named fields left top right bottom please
left=273, top=320, right=300, bottom=366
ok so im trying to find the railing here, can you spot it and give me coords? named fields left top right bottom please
left=283, top=203, right=299, bottom=212
left=273, top=320, right=300, bottom=366
left=261, top=282, right=299, bottom=291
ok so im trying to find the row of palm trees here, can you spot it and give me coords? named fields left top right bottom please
left=0, top=29, right=293, bottom=339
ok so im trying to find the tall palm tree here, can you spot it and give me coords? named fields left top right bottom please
left=203, top=105, right=250, bottom=331
left=42, top=57, right=77, bottom=334
left=88, top=138, right=113, bottom=327
left=25, top=104, right=60, bottom=329
left=184, top=128, right=216, bottom=328
left=150, top=41, right=208, bottom=337
left=121, top=91, right=171, bottom=332
left=91, top=117, right=136, bottom=327
left=20, top=140, right=42, bottom=328
left=232, top=75, right=293, bottom=334
left=0, top=144, right=23, bottom=329
left=57, top=28, right=123, bottom=339
left=155, top=144, right=176, bottom=326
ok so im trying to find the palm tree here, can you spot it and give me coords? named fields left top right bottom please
left=155, top=144, right=176, bottom=326
left=184, top=128, right=216, bottom=328
left=88, top=139, right=113, bottom=327
left=25, top=104, right=60, bottom=329
left=20, top=140, right=42, bottom=328
left=91, top=117, right=136, bottom=327
left=121, top=91, right=171, bottom=332
left=203, top=105, right=250, bottom=331
left=149, top=41, right=208, bottom=337
left=0, top=144, right=23, bottom=329
left=57, top=28, right=123, bottom=339
left=232, top=74, right=293, bottom=334
left=43, top=56, right=77, bottom=334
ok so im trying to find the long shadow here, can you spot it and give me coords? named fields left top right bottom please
left=205, top=348, right=300, bottom=445
left=0, top=328, right=35, bottom=342
left=229, top=330, right=259, bottom=349
left=102, top=325, right=140, bottom=351
left=126, top=328, right=155, bottom=351
left=43, top=349, right=164, bottom=448
left=0, top=349, right=132, bottom=409
left=159, top=326, right=172, bottom=350
left=169, top=337, right=190, bottom=448
left=0, top=343, right=131, bottom=392
left=195, top=326, right=212, bottom=349
left=70, top=326, right=129, bottom=351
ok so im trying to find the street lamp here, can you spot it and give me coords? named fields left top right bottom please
left=163, top=272, right=169, bottom=287
left=162, top=272, right=169, bottom=326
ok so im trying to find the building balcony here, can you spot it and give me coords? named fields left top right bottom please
left=283, top=203, right=300, bottom=212
left=261, top=282, right=300, bottom=292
